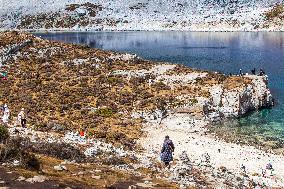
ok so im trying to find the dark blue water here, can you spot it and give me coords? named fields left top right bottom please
left=35, top=32, right=284, bottom=146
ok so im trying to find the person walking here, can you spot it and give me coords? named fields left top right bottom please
left=239, top=69, right=242, bottom=76
left=259, top=68, right=266, bottom=76
left=160, top=135, right=175, bottom=168
left=251, top=68, right=256, bottom=75
left=18, top=108, right=27, bottom=128
left=2, top=104, right=10, bottom=124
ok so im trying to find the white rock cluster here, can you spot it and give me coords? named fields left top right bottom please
left=62, top=132, right=128, bottom=157
left=132, top=109, right=166, bottom=124
left=112, top=64, right=176, bottom=79
left=209, top=75, right=273, bottom=118
left=109, top=53, right=139, bottom=62
left=155, top=72, right=207, bottom=87
left=63, top=131, right=87, bottom=144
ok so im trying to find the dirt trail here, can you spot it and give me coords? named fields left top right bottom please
left=139, top=116, right=284, bottom=188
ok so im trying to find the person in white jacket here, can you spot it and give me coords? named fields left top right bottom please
left=18, top=108, right=27, bottom=128
left=2, top=104, right=10, bottom=124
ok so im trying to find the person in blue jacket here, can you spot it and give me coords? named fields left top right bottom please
left=160, top=135, right=175, bottom=168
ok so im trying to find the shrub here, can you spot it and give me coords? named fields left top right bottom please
left=95, top=107, right=113, bottom=117
left=190, top=98, right=198, bottom=104
left=22, top=152, right=41, bottom=171
left=152, top=81, right=171, bottom=91
left=0, top=138, right=23, bottom=162
left=265, top=4, right=284, bottom=20
left=0, top=138, right=41, bottom=171
left=33, top=142, right=86, bottom=162
left=0, top=125, right=9, bottom=143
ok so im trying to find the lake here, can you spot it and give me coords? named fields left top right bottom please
left=35, top=31, right=284, bottom=150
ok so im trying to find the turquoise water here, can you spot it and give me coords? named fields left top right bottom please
left=36, top=32, right=284, bottom=149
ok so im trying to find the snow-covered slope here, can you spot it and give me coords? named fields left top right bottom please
left=0, top=0, right=284, bottom=31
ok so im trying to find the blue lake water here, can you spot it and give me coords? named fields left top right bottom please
left=35, top=32, right=284, bottom=148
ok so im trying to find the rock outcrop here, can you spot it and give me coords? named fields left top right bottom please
left=209, top=75, right=273, bottom=119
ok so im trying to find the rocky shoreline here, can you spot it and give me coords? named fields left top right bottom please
left=0, top=31, right=282, bottom=188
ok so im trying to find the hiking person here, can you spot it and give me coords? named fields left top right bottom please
left=239, top=69, right=242, bottom=76
left=18, top=108, right=27, bottom=128
left=2, top=104, right=10, bottom=124
left=79, top=128, right=85, bottom=137
left=259, top=68, right=265, bottom=76
left=160, top=135, right=175, bottom=168
left=251, top=68, right=256, bottom=75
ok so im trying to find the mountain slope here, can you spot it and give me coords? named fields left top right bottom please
left=0, top=0, right=284, bottom=31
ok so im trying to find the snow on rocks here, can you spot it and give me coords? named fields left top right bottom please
left=170, top=152, right=194, bottom=188
left=1, top=0, right=282, bottom=31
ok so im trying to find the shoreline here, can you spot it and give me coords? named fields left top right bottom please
left=208, top=120, right=284, bottom=156
left=2, top=28, right=284, bottom=33
left=139, top=114, right=284, bottom=188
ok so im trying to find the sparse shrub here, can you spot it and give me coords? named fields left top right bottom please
left=34, top=142, right=85, bottom=162
left=0, top=138, right=23, bottom=162
left=190, top=98, right=198, bottom=104
left=265, top=4, right=284, bottom=20
left=152, top=81, right=171, bottom=91
left=0, top=125, right=9, bottom=143
left=22, top=153, right=41, bottom=171
left=65, top=4, right=80, bottom=11
left=107, top=77, right=116, bottom=83
left=95, top=107, right=113, bottom=117
left=0, top=137, right=41, bottom=171
left=102, top=155, right=128, bottom=166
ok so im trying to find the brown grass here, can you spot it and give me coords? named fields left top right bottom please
left=265, top=4, right=284, bottom=20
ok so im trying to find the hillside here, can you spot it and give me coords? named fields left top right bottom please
left=0, top=31, right=279, bottom=188
left=0, top=31, right=273, bottom=146
left=0, top=0, right=284, bottom=31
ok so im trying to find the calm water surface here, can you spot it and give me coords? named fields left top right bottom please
left=35, top=32, right=284, bottom=147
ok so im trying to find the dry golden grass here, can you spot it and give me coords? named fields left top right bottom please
left=11, top=154, right=180, bottom=188
left=265, top=4, right=284, bottom=20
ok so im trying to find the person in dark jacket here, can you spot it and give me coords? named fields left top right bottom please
left=160, top=135, right=175, bottom=168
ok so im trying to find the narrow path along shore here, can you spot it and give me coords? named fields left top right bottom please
left=139, top=112, right=284, bottom=188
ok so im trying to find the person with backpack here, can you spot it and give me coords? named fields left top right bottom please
left=160, top=135, right=175, bottom=168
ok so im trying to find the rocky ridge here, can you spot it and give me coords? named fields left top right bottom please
left=1, top=0, right=284, bottom=31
